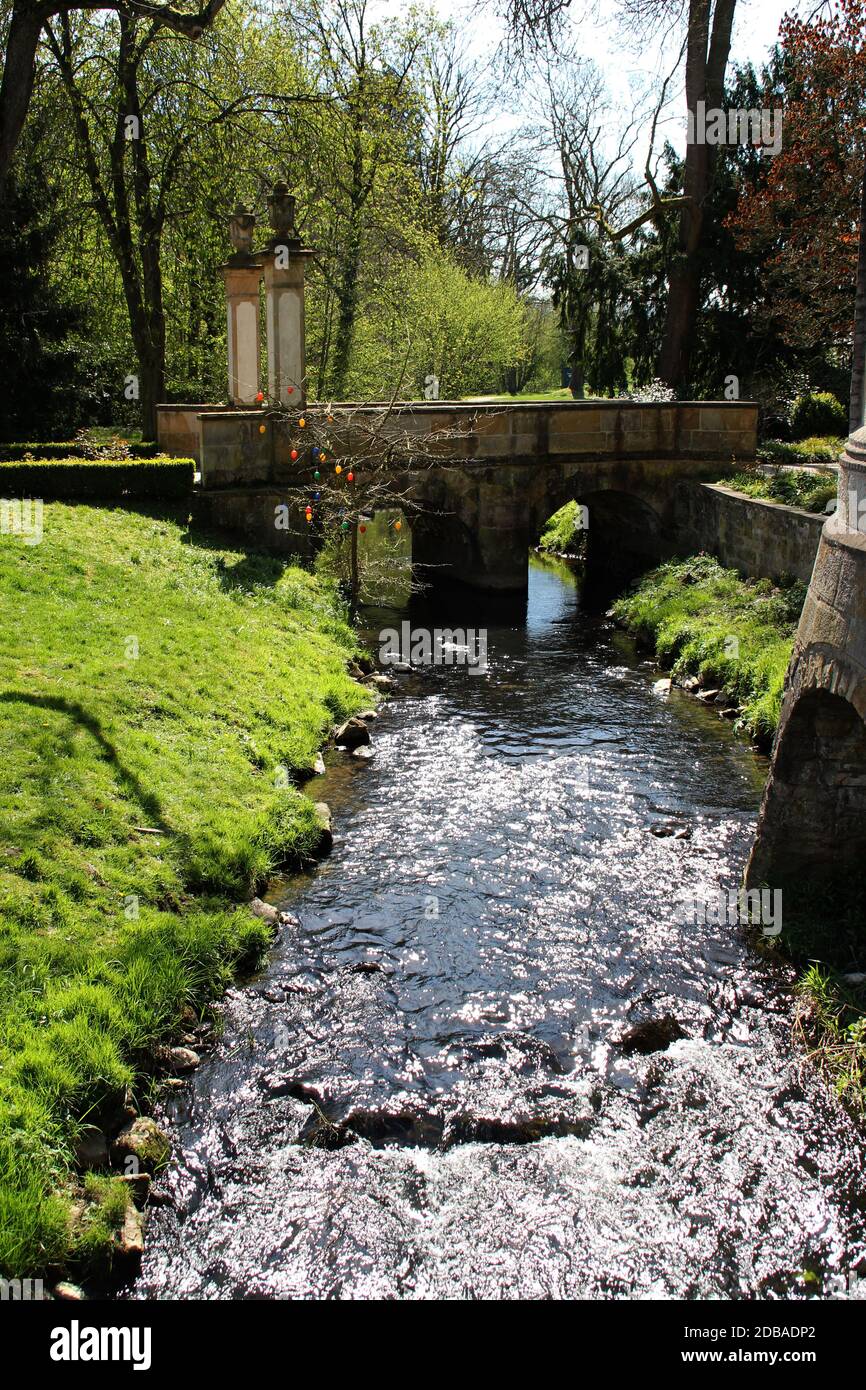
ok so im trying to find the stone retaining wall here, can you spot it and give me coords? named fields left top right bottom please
left=674, top=482, right=824, bottom=585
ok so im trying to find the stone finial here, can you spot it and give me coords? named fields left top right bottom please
left=228, top=204, right=256, bottom=256
left=268, top=181, right=296, bottom=239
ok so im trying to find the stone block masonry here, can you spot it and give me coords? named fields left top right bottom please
left=674, top=483, right=825, bottom=586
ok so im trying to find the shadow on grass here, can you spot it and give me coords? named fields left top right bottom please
left=182, top=514, right=296, bottom=594
left=0, top=691, right=177, bottom=843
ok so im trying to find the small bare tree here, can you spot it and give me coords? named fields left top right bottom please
left=271, top=395, right=485, bottom=610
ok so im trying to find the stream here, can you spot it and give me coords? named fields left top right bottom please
left=131, top=557, right=866, bottom=1300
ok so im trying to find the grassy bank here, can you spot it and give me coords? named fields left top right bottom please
left=762, top=893, right=866, bottom=1120
left=757, top=436, right=844, bottom=467
left=0, top=503, right=367, bottom=1280
left=538, top=501, right=585, bottom=556
left=612, top=555, right=803, bottom=742
left=725, top=466, right=837, bottom=514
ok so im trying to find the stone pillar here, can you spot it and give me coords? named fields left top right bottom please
left=262, top=182, right=314, bottom=408
left=221, top=206, right=262, bottom=406
left=223, top=265, right=262, bottom=405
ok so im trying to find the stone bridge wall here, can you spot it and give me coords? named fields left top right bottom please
left=674, top=482, right=825, bottom=585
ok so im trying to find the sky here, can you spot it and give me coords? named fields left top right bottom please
left=418, top=0, right=804, bottom=163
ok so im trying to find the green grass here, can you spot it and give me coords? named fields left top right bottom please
left=612, top=555, right=803, bottom=742
left=758, top=888, right=866, bottom=1118
left=725, top=464, right=838, bottom=515
left=757, top=436, right=844, bottom=467
left=461, top=388, right=573, bottom=403
left=538, top=501, right=585, bottom=556
left=0, top=502, right=368, bottom=1280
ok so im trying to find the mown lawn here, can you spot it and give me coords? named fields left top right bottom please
left=0, top=502, right=367, bottom=1279
left=612, top=555, right=803, bottom=741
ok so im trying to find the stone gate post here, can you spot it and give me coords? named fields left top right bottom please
left=262, top=182, right=314, bottom=408
left=221, top=205, right=263, bottom=406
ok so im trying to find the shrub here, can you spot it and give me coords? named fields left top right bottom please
left=726, top=467, right=837, bottom=514
left=0, top=442, right=159, bottom=460
left=0, top=457, right=193, bottom=500
left=791, top=392, right=847, bottom=440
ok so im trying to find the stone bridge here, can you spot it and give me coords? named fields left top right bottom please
left=157, top=398, right=758, bottom=591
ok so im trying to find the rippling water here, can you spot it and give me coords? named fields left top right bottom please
left=132, top=558, right=866, bottom=1300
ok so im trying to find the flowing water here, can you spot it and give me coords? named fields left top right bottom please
left=132, top=558, right=866, bottom=1300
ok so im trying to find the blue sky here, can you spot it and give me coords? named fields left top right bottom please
left=420, top=0, right=800, bottom=155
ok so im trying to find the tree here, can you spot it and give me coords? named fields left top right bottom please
left=497, top=0, right=740, bottom=390
left=293, top=0, right=431, bottom=399
left=524, top=57, right=646, bottom=396
left=852, top=163, right=866, bottom=433
left=0, top=116, right=105, bottom=439
left=727, top=0, right=866, bottom=431
left=275, top=401, right=477, bottom=608
left=625, top=0, right=738, bottom=388
left=0, top=0, right=226, bottom=187
left=42, top=7, right=310, bottom=437
left=346, top=246, right=527, bottom=399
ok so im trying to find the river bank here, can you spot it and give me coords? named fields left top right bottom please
left=0, top=503, right=374, bottom=1288
left=612, top=554, right=804, bottom=747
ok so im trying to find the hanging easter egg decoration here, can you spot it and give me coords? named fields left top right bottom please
left=314, top=491, right=320, bottom=501
left=290, top=449, right=298, bottom=461
left=359, top=524, right=367, bottom=534
left=335, top=464, right=342, bottom=475
left=394, top=519, right=402, bottom=531
left=313, top=469, right=320, bottom=480
left=299, top=417, right=306, bottom=428
left=287, top=386, right=294, bottom=395
left=341, top=519, right=350, bottom=532
left=259, top=424, right=266, bottom=435
left=347, top=471, right=354, bottom=483
left=311, top=447, right=319, bottom=461
left=319, top=453, right=327, bottom=463
left=305, top=512, right=313, bottom=523
left=256, top=390, right=264, bottom=404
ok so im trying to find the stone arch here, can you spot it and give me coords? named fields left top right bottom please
left=748, top=684, right=866, bottom=889
left=535, top=485, right=666, bottom=586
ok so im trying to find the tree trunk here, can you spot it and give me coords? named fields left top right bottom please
left=658, top=0, right=737, bottom=390
left=350, top=521, right=359, bottom=610
left=0, top=5, right=43, bottom=190
left=850, top=161, right=866, bottom=435
left=328, top=196, right=363, bottom=400
left=137, top=350, right=165, bottom=442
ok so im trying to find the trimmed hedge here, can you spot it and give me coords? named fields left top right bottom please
left=0, top=457, right=194, bottom=500
left=0, top=440, right=159, bottom=460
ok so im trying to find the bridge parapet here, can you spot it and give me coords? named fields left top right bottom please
left=154, top=398, right=757, bottom=485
